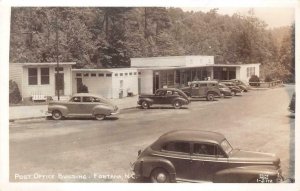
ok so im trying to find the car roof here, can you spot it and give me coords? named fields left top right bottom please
left=156, top=88, right=183, bottom=92
left=191, top=80, right=218, bottom=84
left=152, top=130, right=226, bottom=149
left=72, top=93, right=104, bottom=98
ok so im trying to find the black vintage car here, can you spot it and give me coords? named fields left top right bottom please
left=132, top=130, right=283, bottom=183
left=221, top=82, right=243, bottom=96
left=181, top=81, right=221, bottom=101
left=137, top=88, right=190, bottom=109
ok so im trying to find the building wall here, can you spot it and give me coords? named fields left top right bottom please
left=184, top=56, right=214, bottom=67
left=239, top=64, right=260, bottom=84
left=21, top=65, right=71, bottom=98
left=9, top=64, right=23, bottom=97
left=131, top=56, right=186, bottom=67
left=139, top=69, right=153, bottom=94
left=111, top=69, right=138, bottom=98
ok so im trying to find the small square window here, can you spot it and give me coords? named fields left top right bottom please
left=76, top=73, right=82, bottom=77
left=120, top=73, right=123, bottom=76
left=83, top=73, right=89, bottom=77
left=138, top=72, right=141, bottom=75
left=91, top=73, right=96, bottom=77
left=98, top=73, right=104, bottom=77
left=115, top=73, right=118, bottom=76
left=134, top=72, right=137, bottom=75
left=129, top=72, right=132, bottom=75
left=125, top=73, right=128, bottom=76
left=106, top=74, right=112, bottom=77
left=55, top=67, right=64, bottom=72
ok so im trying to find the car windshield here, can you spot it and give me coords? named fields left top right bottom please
left=220, top=139, right=233, bottom=155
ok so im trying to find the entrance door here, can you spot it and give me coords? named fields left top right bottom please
left=55, top=73, right=64, bottom=96
left=229, top=71, right=236, bottom=80
left=153, top=74, right=160, bottom=93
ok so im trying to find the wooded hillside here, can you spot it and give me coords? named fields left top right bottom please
left=9, top=7, right=295, bottom=82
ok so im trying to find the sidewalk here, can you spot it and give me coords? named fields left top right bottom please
left=9, top=96, right=139, bottom=121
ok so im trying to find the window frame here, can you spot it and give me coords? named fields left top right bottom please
left=40, top=67, right=50, bottom=85
left=28, top=68, right=38, bottom=85
left=192, top=142, right=217, bottom=157
left=161, top=141, right=191, bottom=155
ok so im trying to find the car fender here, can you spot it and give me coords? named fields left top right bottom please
left=48, top=105, right=68, bottom=116
left=213, top=166, right=279, bottom=183
left=139, top=98, right=154, bottom=105
left=137, top=156, right=176, bottom=180
left=173, top=97, right=189, bottom=105
left=93, top=105, right=113, bottom=116
left=207, top=91, right=220, bottom=97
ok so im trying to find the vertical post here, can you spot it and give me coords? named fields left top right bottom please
left=55, top=9, right=60, bottom=101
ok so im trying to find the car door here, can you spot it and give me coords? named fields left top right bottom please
left=191, top=83, right=199, bottom=97
left=160, top=141, right=192, bottom=180
left=190, top=142, right=227, bottom=182
left=80, top=96, right=98, bottom=116
left=154, top=90, right=166, bottom=104
left=164, top=90, right=175, bottom=104
left=199, top=84, right=208, bottom=97
left=67, top=96, right=83, bottom=115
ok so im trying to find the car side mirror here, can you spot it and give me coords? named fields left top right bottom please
left=138, top=150, right=142, bottom=156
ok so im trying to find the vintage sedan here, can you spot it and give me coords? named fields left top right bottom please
left=138, top=88, right=190, bottom=109
left=48, top=93, right=119, bottom=120
left=221, top=82, right=243, bottom=96
left=132, top=130, right=283, bottom=183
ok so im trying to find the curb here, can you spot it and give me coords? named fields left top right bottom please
left=9, top=106, right=138, bottom=122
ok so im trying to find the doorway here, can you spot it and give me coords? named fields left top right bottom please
left=55, top=73, right=64, bottom=96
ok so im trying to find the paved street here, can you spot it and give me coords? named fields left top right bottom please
left=9, top=85, right=295, bottom=183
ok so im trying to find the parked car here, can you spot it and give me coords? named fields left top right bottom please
left=221, top=82, right=243, bottom=96
left=229, top=79, right=249, bottom=92
left=289, top=92, right=295, bottom=113
left=132, top=130, right=283, bottom=183
left=137, top=88, right=190, bottom=109
left=47, top=93, right=119, bottom=120
left=181, top=81, right=221, bottom=101
left=218, top=83, right=232, bottom=98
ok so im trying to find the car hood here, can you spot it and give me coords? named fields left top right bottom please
left=229, top=149, right=280, bottom=166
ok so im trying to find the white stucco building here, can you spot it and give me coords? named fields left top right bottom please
left=9, top=56, right=260, bottom=100
left=10, top=62, right=75, bottom=99
left=72, top=68, right=139, bottom=99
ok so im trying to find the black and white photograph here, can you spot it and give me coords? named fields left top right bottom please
left=0, top=0, right=299, bottom=190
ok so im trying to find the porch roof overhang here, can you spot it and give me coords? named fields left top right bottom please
left=132, top=64, right=241, bottom=71
left=72, top=69, right=113, bottom=73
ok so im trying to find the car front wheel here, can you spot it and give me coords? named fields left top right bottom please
left=52, top=110, right=63, bottom=120
left=95, top=114, right=106, bottom=121
left=150, top=168, right=170, bottom=183
left=141, top=101, right=150, bottom=109
left=206, top=93, right=215, bottom=101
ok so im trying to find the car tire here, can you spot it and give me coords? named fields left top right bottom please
left=52, top=110, right=63, bottom=120
left=141, top=101, right=150, bottom=109
left=150, top=168, right=170, bottom=183
left=206, top=93, right=215, bottom=101
left=220, top=93, right=225, bottom=98
left=95, top=114, right=105, bottom=121
left=173, top=100, right=182, bottom=109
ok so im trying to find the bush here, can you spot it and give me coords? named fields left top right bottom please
left=78, top=84, right=89, bottom=93
left=9, top=80, right=22, bottom=104
left=249, top=75, right=260, bottom=87
left=264, top=75, right=273, bottom=82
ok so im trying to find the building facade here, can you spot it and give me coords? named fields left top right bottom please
left=131, top=56, right=260, bottom=94
left=10, top=62, right=75, bottom=99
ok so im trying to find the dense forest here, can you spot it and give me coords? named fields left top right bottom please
left=9, top=7, right=295, bottom=82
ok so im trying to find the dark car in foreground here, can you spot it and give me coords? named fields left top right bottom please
left=132, top=130, right=283, bottom=183
left=48, top=93, right=119, bottom=120
left=137, top=88, right=190, bottom=109
left=221, top=79, right=249, bottom=92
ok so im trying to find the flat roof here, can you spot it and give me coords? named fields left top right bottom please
left=72, top=68, right=138, bottom=73
left=11, top=62, right=76, bottom=66
left=131, top=55, right=213, bottom=60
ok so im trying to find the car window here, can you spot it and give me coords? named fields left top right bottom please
left=92, top=97, right=102, bottom=102
left=199, top=84, right=207, bottom=87
left=82, top=97, right=93, bottom=102
left=162, top=142, right=190, bottom=154
left=71, top=96, right=81, bottom=102
left=156, top=90, right=166, bottom=96
left=193, top=143, right=215, bottom=156
left=166, top=91, right=173, bottom=95
left=192, top=83, right=199, bottom=88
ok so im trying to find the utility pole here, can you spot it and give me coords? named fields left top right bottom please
left=55, top=8, right=60, bottom=101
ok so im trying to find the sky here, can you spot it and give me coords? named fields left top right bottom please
left=182, top=7, right=295, bottom=28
